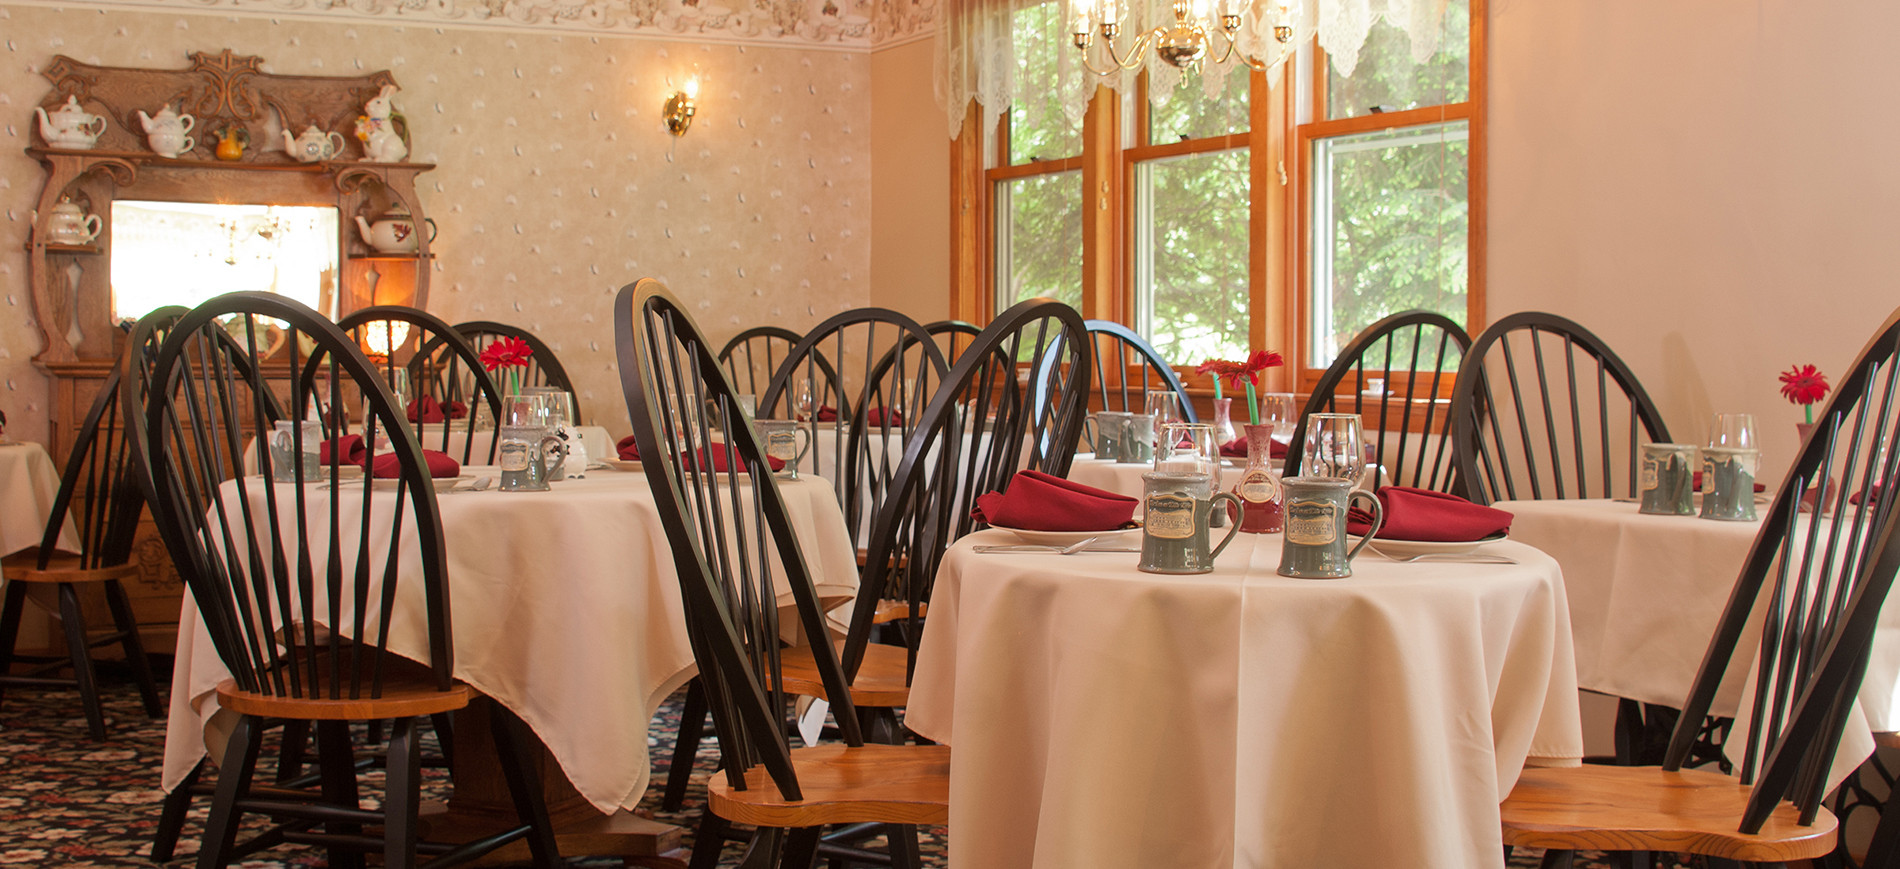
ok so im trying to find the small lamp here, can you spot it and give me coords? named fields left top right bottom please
left=664, top=78, right=699, bottom=137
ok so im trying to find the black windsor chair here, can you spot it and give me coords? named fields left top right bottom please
left=130, top=292, right=560, bottom=869
left=1075, top=319, right=1199, bottom=423
left=661, top=309, right=949, bottom=811
left=923, top=319, right=983, bottom=365
left=616, top=278, right=949, bottom=869
left=451, top=320, right=585, bottom=423
left=1501, top=306, right=1900, bottom=868
left=1284, top=311, right=1471, bottom=493
left=720, top=325, right=805, bottom=401
left=0, top=308, right=180, bottom=740
left=333, top=306, right=505, bottom=467
left=1450, top=312, right=1672, bottom=505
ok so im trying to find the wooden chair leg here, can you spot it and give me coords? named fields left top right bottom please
left=429, top=711, right=456, bottom=769
left=1865, top=780, right=1900, bottom=869
left=0, top=582, right=28, bottom=709
left=315, top=720, right=365, bottom=869
left=778, top=827, right=821, bottom=869
left=488, top=701, right=563, bottom=869
left=886, top=824, right=922, bottom=869
left=689, top=810, right=729, bottom=869
left=196, top=714, right=263, bottom=869
left=101, top=579, right=163, bottom=717
left=276, top=720, right=310, bottom=784
left=665, top=678, right=710, bottom=811
left=55, top=584, right=106, bottom=740
left=153, top=757, right=204, bottom=862
left=382, top=717, right=421, bottom=869
left=1539, top=850, right=1575, bottom=869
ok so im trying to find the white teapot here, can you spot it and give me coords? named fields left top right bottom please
left=138, top=103, right=196, bottom=158
left=44, top=198, right=102, bottom=245
left=35, top=96, right=107, bottom=150
left=283, top=124, right=346, bottom=163
left=354, top=203, right=437, bottom=254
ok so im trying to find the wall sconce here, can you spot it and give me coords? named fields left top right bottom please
left=664, top=78, right=699, bottom=137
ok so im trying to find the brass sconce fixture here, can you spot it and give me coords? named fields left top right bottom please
left=664, top=79, right=699, bottom=137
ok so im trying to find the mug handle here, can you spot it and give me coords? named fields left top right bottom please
left=179, top=135, right=195, bottom=155
left=789, top=428, right=813, bottom=464
left=1208, top=492, right=1245, bottom=561
left=1343, top=490, right=1384, bottom=563
left=539, top=435, right=567, bottom=476
left=1080, top=416, right=1098, bottom=452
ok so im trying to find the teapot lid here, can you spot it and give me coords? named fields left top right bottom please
left=52, top=95, right=90, bottom=117
left=379, top=202, right=413, bottom=218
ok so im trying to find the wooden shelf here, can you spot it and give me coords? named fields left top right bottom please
left=27, top=146, right=435, bottom=174
left=32, top=242, right=100, bottom=254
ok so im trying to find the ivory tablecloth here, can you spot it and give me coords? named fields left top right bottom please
left=0, top=442, right=79, bottom=556
left=161, top=466, right=859, bottom=815
left=905, top=530, right=1583, bottom=869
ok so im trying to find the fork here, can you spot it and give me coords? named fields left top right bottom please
left=1382, top=553, right=1517, bottom=564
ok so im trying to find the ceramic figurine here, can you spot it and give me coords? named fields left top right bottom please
left=34, top=96, right=107, bottom=149
left=355, top=85, right=409, bottom=163
left=283, top=124, right=346, bottom=163
left=354, top=203, right=436, bottom=254
left=215, top=126, right=249, bottom=161
left=137, top=103, right=196, bottom=158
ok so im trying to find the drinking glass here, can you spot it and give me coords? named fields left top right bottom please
left=1156, top=422, right=1219, bottom=480
left=1708, top=413, right=1758, bottom=450
left=1301, top=412, right=1365, bottom=483
left=793, top=378, right=817, bottom=422
left=1145, top=393, right=1181, bottom=448
left=504, top=392, right=555, bottom=430
left=521, top=386, right=574, bottom=428
left=1260, top=392, right=1297, bottom=447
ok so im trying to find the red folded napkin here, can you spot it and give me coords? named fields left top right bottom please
left=815, top=405, right=839, bottom=422
left=683, top=448, right=784, bottom=474
left=614, top=435, right=785, bottom=472
left=971, top=470, right=1139, bottom=532
left=1219, top=437, right=1287, bottom=459
left=319, top=435, right=368, bottom=466
left=406, top=396, right=467, bottom=423
left=864, top=407, right=902, bottom=427
left=1690, top=471, right=1766, bottom=493
left=368, top=450, right=462, bottom=479
left=1346, top=486, right=1512, bottom=542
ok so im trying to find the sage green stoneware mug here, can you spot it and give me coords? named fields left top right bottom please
left=1278, top=476, right=1384, bottom=579
left=1139, top=471, right=1243, bottom=575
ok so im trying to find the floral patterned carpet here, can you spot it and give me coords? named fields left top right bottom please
left=0, top=662, right=1659, bottom=867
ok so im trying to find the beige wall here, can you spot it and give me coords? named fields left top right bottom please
left=1488, top=0, right=1900, bottom=479
left=0, top=3, right=873, bottom=438
left=868, top=37, right=950, bottom=325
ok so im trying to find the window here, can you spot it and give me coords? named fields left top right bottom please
left=957, top=0, right=1483, bottom=389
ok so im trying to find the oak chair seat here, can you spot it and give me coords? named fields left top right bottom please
left=0, top=553, right=139, bottom=585
left=216, top=676, right=472, bottom=721
left=779, top=641, right=912, bottom=707
left=1502, top=765, right=1838, bottom=862
left=870, top=599, right=925, bottom=625
left=708, top=744, right=950, bottom=828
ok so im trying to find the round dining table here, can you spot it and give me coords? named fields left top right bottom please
left=904, top=528, right=1584, bottom=868
left=161, top=465, right=860, bottom=818
left=0, top=440, right=79, bottom=556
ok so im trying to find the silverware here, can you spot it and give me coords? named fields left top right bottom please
left=1382, top=552, right=1518, bottom=564
left=972, top=544, right=1141, bottom=554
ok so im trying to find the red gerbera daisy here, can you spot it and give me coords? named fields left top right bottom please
left=1779, top=364, right=1829, bottom=407
left=480, top=336, right=534, bottom=371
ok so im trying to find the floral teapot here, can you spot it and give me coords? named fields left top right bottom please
left=137, top=103, right=196, bottom=158
left=283, top=124, right=346, bottom=163
left=35, top=96, right=107, bottom=150
left=354, top=203, right=437, bottom=254
left=43, top=198, right=102, bottom=245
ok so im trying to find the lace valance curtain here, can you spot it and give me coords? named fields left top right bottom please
left=932, top=0, right=1451, bottom=139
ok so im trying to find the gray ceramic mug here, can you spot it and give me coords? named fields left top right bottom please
left=497, top=425, right=566, bottom=492
left=1278, top=476, right=1383, bottom=579
left=1139, top=472, right=1243, bottom=575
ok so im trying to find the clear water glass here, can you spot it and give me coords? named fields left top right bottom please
left=1261, top=392, right=1297, bottom=446
left=1156, top=422, right=1219, bottom=482
left=1301, top=412, right=1365, bottom=483
left=1146, top=392, right=1181, bottom=446
left=1708, top=412, right=1758, bottom=450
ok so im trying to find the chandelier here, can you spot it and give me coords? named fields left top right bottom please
left=1070, top=0, right=1300, bottom=76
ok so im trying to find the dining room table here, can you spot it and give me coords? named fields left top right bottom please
left=160, top=462, right=860, bottom=854
left=0, top=439, right=80, bottom=556
left=904, top=527, right=1584, bottom=868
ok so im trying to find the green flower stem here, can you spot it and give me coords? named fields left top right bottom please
left=1245, top=381, right=1260, bottom=426
left=1212, top=376, right=1223, bottom=401
left=1805, top=405, right=1814, bottom=425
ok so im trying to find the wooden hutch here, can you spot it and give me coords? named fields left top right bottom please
left=23, top=50, right=435, bottom=652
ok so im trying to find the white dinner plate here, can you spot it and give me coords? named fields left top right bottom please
left=1351, top=531, right=1508, bottom=558
left=371, top=474, right=473, bottom=492
left=990, top=524, right=1142, bottom=547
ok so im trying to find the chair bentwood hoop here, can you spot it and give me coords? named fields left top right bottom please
left=131, top=292, right=559, bottom=869
left=452, top=320, right=584, bottom=423
left=334, top=305, right=505, bottom=467
left=617, top=278, right=949, bottom=869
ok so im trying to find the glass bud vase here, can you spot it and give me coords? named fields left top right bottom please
left=1211, top=398, right=1238, bottom=446
left=1231, top=422, right=1284, bottom=533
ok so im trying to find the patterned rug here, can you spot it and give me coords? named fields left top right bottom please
left=0, top=662, right=1653, bottom=867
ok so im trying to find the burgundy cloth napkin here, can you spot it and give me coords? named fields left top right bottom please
left=614, top=435, right=784, bottom=472
left=971, top=470, right=1139, bottom=532
left=815, top=405, right=839, bottom=422
left=367, top=450, right=461, bottom=479
left=406, top=396, right=467, bottom=423
left=319, top=435, right=367, bottom=466
left=1691, top=471, right=1766, bottom=493
left=813, top=405, right=903, bottom=426
left=1346, top=486, right=1513, bottom=542
left=1219, top=437, right=1287, bottom=459
left=684, top=448, right=785, bottom=474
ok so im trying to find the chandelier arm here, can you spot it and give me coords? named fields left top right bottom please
left=1209, top=29, right=1272, bottom=71
left=1080, top=28, right=1159, bottom=76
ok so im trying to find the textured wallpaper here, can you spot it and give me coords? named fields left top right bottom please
left=0, top=2, right=876, bottom=437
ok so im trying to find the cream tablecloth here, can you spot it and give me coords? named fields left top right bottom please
left=0, top=442, right=79, bottom=556
left=905, top=530, right=1583, bottom=868
left=161, top=465, right=858, bottom=815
